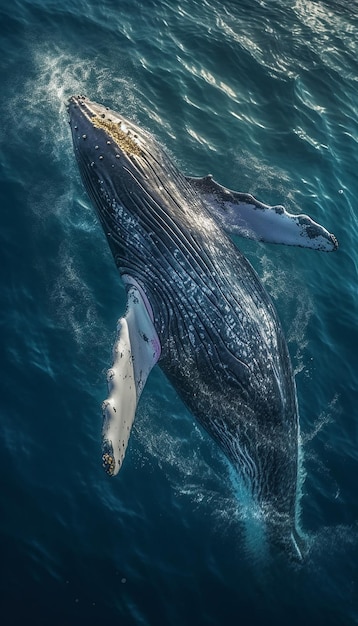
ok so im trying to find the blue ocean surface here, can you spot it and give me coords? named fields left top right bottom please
left=1, top=0, right=357, bottom=623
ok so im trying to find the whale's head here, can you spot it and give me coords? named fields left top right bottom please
left=68, top=95, right=149, bottom=193
left=67, top=95, right=194, bottom=265
left=68, top=95, right=173, bottom=240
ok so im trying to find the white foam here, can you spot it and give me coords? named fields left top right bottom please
left=3, top=46, right=137, bottom=350
left=133, top=389, right=275, bottom=564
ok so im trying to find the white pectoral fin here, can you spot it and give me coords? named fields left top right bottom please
left=187, top=175, right=338, bottom=251
left=102, top=286, right=161, bottom=476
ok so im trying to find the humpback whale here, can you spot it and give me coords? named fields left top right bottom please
left=68, top=96, right=337, bottom=559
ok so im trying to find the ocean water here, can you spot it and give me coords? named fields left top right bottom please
left=1, top=0, right=357, bottom=623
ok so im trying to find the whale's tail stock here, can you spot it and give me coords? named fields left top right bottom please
left=266, top=517, right=307, bottom=563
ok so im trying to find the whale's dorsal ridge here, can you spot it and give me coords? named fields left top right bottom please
left=102, top=283, right=161, bottom=476
left=187, top=175, right=338, bottom=251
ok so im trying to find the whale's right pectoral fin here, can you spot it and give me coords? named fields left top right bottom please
left=101, top=285, right=161, bottom=476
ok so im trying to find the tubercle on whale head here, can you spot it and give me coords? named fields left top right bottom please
left=67, top=95, right=146, bottom=164
left=67, top=95, right=155, bottom=234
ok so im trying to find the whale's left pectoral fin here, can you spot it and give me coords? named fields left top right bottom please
left=187, top=175, right=338, bottom=251
left=102, top=285, right=161, bottom=476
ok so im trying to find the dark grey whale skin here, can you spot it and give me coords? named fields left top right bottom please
left=68, top=96, right=304, bottom=558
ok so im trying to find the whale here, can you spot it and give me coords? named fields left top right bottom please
left=68, top=95, right=337, bottom=559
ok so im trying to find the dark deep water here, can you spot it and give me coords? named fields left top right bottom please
left=1, top=0, right=358, bottom=624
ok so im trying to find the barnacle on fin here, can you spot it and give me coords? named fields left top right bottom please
left=102, top=438, right=117, bottom=476
left=102, top=451, right=116, bottom=476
